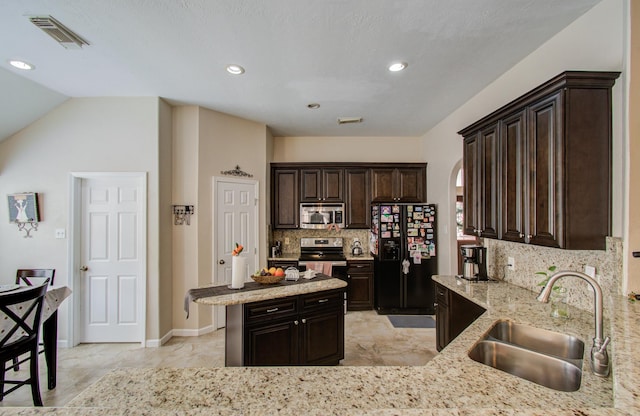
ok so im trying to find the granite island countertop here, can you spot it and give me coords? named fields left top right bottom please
left=6, top=275, right=638, bottom=415
left=191, top=274, right=347, bottom=307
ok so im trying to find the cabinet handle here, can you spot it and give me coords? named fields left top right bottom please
left=318, top=299, right=328, bottom=303
left=527, top=235, right=532, bottom=239
left=434, top=303, right=438, bottom=307
left=266, top=307, right=279, bottom=313
left=477, top=230, right=483, bottom=236
left=294, top=320, right=299, bottom=325
left=519, top=233, right=524, bottom=238
left=302, top=318, right=307, bottom=324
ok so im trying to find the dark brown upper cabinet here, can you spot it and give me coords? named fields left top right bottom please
left=459, top=71, right=620, bottom=250
left=300, top=168, right=344, bottom=202
left=344, top=168, right=370, bottom=229
left=370, top=167, right=425, bottom=203
left=271, top=168, right=299, bottom=229
left=462, top=124, right=499, bottom=239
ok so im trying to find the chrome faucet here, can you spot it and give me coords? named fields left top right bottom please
left=537, top=270, right=611, bottom=377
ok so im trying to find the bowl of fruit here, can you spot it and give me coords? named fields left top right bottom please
left=252, top=267, right=286, bottom=284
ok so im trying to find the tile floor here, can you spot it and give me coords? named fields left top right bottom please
left=0, top=310, right=437, bottom=408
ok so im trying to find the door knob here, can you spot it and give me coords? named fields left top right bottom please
left=80, top=266, right=88, bottom=272
left=219, top=259, right=225, bottom=264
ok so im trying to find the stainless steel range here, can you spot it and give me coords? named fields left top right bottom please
left=298, top=237, right=347, bottom=280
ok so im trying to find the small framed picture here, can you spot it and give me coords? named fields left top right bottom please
left=8, top=193, right=40, bottom=223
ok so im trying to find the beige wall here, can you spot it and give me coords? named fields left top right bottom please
left=171, top=106, right=270, bottom=334
left=158, top=99, right=174, bottom=340
left=272, top=136, right=423, bottom=162
left=420, top=0, right=626, bottom=280
left=627, top=0, right=640, bottom=292
left=0, top=97, right=164, bottom=344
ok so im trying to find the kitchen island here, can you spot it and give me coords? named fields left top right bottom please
left=8, top=275, right=638, bottom=415
left=189, top=274, right=347, bottom=367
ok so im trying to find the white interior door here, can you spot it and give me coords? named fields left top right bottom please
left=213, top=177, right=258, bottom=329
left=80, top=176, right=144, bottom=342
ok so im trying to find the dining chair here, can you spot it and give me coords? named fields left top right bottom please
left=0, top=280, right=50, bottom=406
left=11, top=269, right=54, bottom=372
left=16, top=269, right=55, bottom=287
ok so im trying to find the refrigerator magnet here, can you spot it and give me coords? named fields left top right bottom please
left=407, top=206, right=413, bottom=212
left=382, top=231, right=391, bottom=238
left=413, top=251, right=422, bottom=264
left=392, top=205, right=400, bottom=213
left=413, top=212, right=423, bottom=220
left=393, top=231, right=401, bottom=237
left=407, top=229, right=418, bottom=236
left=415, top=206, right=422, bottom=212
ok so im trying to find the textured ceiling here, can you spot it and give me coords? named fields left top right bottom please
left=0, top=0, right=600, bottom=141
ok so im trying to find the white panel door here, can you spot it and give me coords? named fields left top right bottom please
left=80, top=177, right=143, bottom=342
left=214, top=178, right=258, bottom=329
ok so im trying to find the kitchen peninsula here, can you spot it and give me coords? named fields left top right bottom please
left=61, top=275, right=639, bottom=415
left=190, top=275, right=347, bottom=367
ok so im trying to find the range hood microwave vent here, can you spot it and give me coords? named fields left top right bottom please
left=29, top=16, right=89, bottom=49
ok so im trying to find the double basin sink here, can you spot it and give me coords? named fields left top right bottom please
left=468, top=319, right=585, bottom=392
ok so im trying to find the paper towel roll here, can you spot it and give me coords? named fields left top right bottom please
left=231, top=256, right=246, bottom=289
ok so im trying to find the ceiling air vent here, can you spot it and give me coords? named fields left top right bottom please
left=337, top=117, right=363, bottom=125
left=29, top=16, right=89, bottom=49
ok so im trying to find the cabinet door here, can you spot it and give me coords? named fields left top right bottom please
left=272, top=169, right=299, bottom=228
left=300, top=309, right=344, bottom=365
left=344, top=168, right=371, bottom=228
left=347, top=261, right=374, bottom=310
left=449, top=290, right=485, bottom=344
left=396, top=168, right=425, bottom=202
left=478, top=124, right=499, bottom=239
left=501, top=111, right=527, bottom=243
left=322, top=169, right=344, bottom=201
left=370, top=168, right=395, bottom=202
left=300, top=169, right=322, bottom=202
left=435, top=284, right=449, bottom=352
left=462, top=135, right=480, bottom=236
left=527, top=92, right=563, bottom=248
left=245, top=320, right=299, bottom=366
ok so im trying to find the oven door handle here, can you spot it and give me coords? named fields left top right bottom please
left=298, top=261, right=347, bottom=267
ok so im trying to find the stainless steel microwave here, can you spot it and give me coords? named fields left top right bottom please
left=299, top=203, right=345, bottom=229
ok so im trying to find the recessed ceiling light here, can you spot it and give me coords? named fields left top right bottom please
left=307, top=103, right=320, bottom=109
left=8, top=60, right=35, bottom=70
left=388, top=62, right=408, bottom=72
left=226, top=64, right=245, bottom=75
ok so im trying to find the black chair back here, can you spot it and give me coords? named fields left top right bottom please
left=16, top=269, right=55, bottom=287
left=0, top=282, right=49, bottom=349
left=0, top=280, right=49, bottom=406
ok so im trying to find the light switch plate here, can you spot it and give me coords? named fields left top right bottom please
left=55, top=229, right=66, bottom=239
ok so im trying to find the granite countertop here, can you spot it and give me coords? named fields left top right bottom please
left=192, top=275, right=347, bottom=306
left=11, top=275, right=637, bottom=415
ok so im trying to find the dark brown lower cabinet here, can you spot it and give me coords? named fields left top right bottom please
left=347, top=260, right=374, bottom=310
left=225, top=288, right=345, bottom=366
left=435, top=282, right=485, bottom=351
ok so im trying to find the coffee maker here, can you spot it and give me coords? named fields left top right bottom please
left=460, top=245, right=489, bottom=281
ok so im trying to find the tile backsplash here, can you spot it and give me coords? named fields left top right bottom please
left=272, top=229, right=369, bottom=256
left=484, top=237, right=623, bottom=313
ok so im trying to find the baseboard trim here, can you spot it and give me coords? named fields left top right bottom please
left=172, top=325, right=216, bottom=337
left=144, top=326, right=216, bottom=347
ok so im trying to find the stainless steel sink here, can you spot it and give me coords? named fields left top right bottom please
left=468, top=340, right=583, bottom=392
left=484, top=319, right=584, bottom=360
left=468, top=320, right=585, bottom=392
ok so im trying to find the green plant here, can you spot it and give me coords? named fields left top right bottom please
left=536, top=265, right=562, bottom=292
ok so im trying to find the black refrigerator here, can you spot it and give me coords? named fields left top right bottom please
left=369, top=203, right=437, bottom=315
